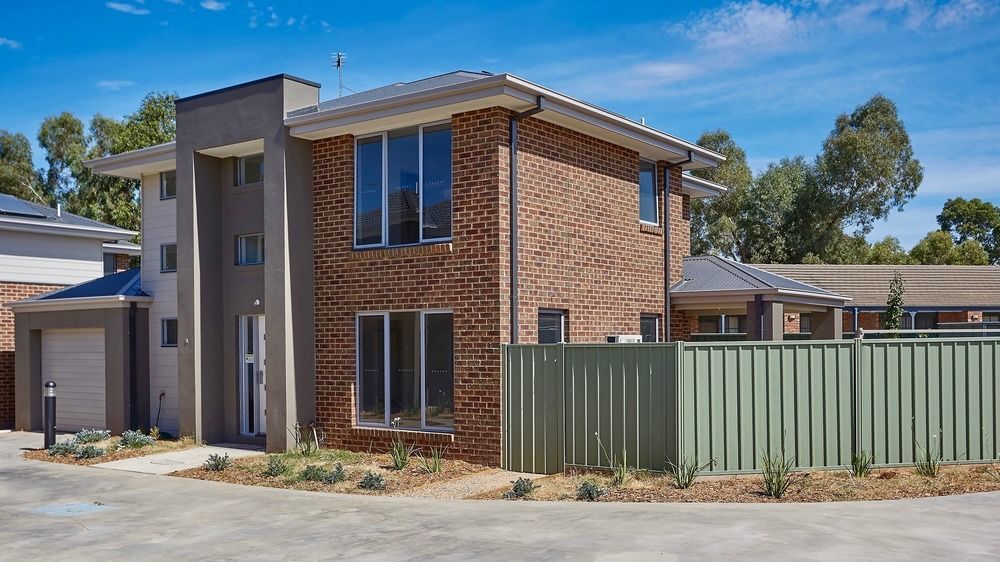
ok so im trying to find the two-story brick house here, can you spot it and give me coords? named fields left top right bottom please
left=24, top=71, right=725, bottom=464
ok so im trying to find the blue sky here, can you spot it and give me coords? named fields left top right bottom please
left=1, top=0, right=998, bottom=248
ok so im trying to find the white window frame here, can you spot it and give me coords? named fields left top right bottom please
left=160, top=170, right=176, bottom=200
left=160, top=243, right=177, bottom=273
left=538, top=308, right=566, bottom=343
left=237, top=153, right=264, bottom=186
left=353, top=121, right=453, bottom=249
left=161, top=317, right=178, bottom=347
left=355, top=309, right=454, bottom=433
left=638, top=159, right=659, bottom=226
left=640, top=314, right=660, bottom=342
left=236, top=233, right=264, bottom=266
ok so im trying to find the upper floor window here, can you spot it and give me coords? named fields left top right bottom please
left=161, top=318, right=178, bottom=347
left=236, top=233, right=264, bottom=265
left=160, top=170, right=177, bottom=199
left=160, top=243, right=177, bottom=273
left=355, top=123, right=452, bottom=248
left=236, top=154, right=264, bottom=186
left=639, top=160, right=658, bottom=225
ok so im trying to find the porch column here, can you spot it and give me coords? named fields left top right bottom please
left=811, top=306, right=844, bottom=340
left=748, top=300, right=783, bottom=341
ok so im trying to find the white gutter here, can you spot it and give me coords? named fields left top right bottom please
left=681, top=173, right=728, bottom=198
left=670, top=287, right=852, bottom=303
left=285, top=73, right=726, bottom=167
left=0, top=216, right=135, bottom=241
left=85, top=141, right=177, bottom=180
left=103, top=241, right=143, bottom=256
left=9, top=294, right=153, bottom=313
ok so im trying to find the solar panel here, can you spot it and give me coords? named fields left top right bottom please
left=0, top=194, right=46, bottom=218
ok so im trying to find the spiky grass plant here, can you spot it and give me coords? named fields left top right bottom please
left=595, top=432, right=632, bottom=487
left=914, top=436, right=942, bottom=478
left=419, top=446, right=446, bottom=474
left=849, top=451, right=874, bottom=478
left=760, top=449, right=799, bottom=499
left=666, top=456, right=716, bottom=489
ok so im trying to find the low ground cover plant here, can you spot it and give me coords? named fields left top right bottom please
left=505, top=477, right=539, bottom=499
left=300, top=463, right=347, bottom=484
left=576, top=480, right=605, bottom=502
left=74, top=429, right=111, bottom=444
left=47, top=441, right=80, bottom=457
left=204, top=453, right=232, bottom=472
left=358, top=471, right=387, bottom=490
left=262, top=456, right=289, bottom=478
left=74, top=444, right=105, bottom=459
left=118, top=429, right=156, bottom=450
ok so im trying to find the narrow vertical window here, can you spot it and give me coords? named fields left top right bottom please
left=640, top=315, right=659, bottom=343
left=387, top=128, right=420, bottom=246
left=355, top=136, right=384, bottom=246
left=639, top=160, right=658, bottom=224
left=160, top=170, right=177, bottom=199
left=358, top=315, right=386, bottom=425
left=421, top=123, right=453, bottom=241
left=424, top=312, right=454, bottom=429
left=160, top=243, right=177, bottom=273
left=538, top=309, right=566, bottom=344
left=389, top=311, right=420, bottom=429
left=161, top=318, right=178, bottom=347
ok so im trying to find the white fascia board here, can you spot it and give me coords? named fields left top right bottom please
left=286, top=74, right=726, bottom=168
left=0, top=217, right=135, bottom=241
left=681, top=173, right=728, bottom=198
left=670, top=287, right=851, bottom=307
left=85, top=142, right=177, bottom=180
left=9, top=294, right=153, bottom=313
left=103, top=242, right=143, bottom=256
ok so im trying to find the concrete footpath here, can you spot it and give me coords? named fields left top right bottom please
left=2, top=431, right=999, bottom=561
left=93, top=443, right=260, bottom=475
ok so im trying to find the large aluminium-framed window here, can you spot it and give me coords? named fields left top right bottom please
left=639, top=160, right=658, bottom=225
left=356, top=310, right=454, bottom=432
left=354, top=122, right=452, bottom=248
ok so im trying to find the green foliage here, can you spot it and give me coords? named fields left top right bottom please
left=505, top=477, right=539, bottom=499
left=47, top=441, right=79, bottom=457
left=74, top=444, right=105, bottom=459
left=908, top=230, right=989, bottom=265
left=418, top=446, right=446, bottom=474
left=358, top=471, right=387, bottom=490
left=0, top=130, right=46, bottom=203
left=388, top=417, right=416, bottom=470
left=666, top=456, right=716, bottom=489
left=288, top=422, right=324, bottom=457
left=262, top=456, right=289, bottom=478
left=690, top=129, right=754, bottom=258
left=883, top=270, right=906, bottom=332
left=595, top=432, right=633, bottom=486
left=204, top=453, right=232, bottom=472
left=74, top=429, right=111, bottom=444
left=760, top=449, right=800, bottom=498
left=300, top=463, right=346, bottom=484
left=914, top=436, right=942, bottom=478
left=576, top=479, right=606, bottom=502
left=849, top=451, right=874, bottom=478
left=118, top=429, right=156, bottom=449
left=938, top=197, right=1000, bottom=264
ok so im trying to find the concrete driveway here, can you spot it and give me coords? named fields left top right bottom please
left=2, top=431, right=999, bottom=561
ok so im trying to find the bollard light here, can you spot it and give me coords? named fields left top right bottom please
left=43, top=381, right=56, bottom=449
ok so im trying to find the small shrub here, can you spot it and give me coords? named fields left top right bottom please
left=914, top=437, right=942, bottom=478
left=877, top=470, right=898, bottom=480
left=118, top=429, right=156, bottom=449
left=849, top=451, right=874, bottom=478
left=74, top=444, right=105, bottom=459
left=358, top=471, right=387, bottom=490
left=666, top=456, right=716, bottom=489
left=300, top=463, right=347, bottom=484
left=47, top=441, right=79, bottom=457
left=74, top=429, right=111, bottom=444
left=419, top=446, right=446, bottom=474
left=504, top=477, right=539, bottom=499
left=204, top=453, right=231, bottom=471
left=576, top=480, right=605, bottom=502
left=760, top=449, right=799, bottom=499
left=262, top=456, right=289, bottom=478
left=149, top=426, right=161, bottom=441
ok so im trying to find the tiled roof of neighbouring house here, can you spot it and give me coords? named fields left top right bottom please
left=30, top=269, right=148, bottom=301
left=754, top=263, right=1000, bottom=308
left=673, top=255, right=848, bottom=300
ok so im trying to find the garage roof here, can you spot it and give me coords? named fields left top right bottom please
left=10, top=269, right=151, bottom=312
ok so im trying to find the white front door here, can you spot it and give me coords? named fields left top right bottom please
left=238, top=315, right=266, bottom=436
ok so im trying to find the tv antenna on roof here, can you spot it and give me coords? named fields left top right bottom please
left=332, top=52, right=346, bottom=98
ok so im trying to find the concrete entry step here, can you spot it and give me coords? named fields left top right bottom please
left=92, top=444, right=262, bottom=475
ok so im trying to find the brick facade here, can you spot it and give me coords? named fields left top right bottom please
left=311, top=108, right=690, bottom=465
left=0, top=282, right=63, bottom=428
left=114, top=253, right=131, bottom=273
left=937, top=310, right=981, bottom=324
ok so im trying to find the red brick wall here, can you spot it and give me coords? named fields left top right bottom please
left=857, top=312, right=882, bottom=331
left=938, top=311, right=981, bottom=324
left=311, top=108, right=689, bottom=465
left=114, top=253, right=131, bottom=273
left=784, top=314, right=801, bottom=334
left=0, top=282, right=63, bottom=428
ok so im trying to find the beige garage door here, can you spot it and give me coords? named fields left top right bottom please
left=41, top=328, right=106, bottom=432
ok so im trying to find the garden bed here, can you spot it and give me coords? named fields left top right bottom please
left=23, top=429, right=196, bottom=466
left=478, top=465, right=1000, bottom=503
left=171, top=448, right=489, bottom=495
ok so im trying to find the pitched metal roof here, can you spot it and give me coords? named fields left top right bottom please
left=31, top=269, right=147, bottom=301
left=754, top=264, right=1000, bottom=308
left=673, top=255, right=847, bottom=299
left=0, top=193, right=133, bottom=236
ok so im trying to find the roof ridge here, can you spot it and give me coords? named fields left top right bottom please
left=712, top=255, right=773, bottom=289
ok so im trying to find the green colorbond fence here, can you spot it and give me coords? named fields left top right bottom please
left=501, top=338, right=1000, bottom=475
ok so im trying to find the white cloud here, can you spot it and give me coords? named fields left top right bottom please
left=934, top=0, right=999, bottom=27
left=0, top=37, right=21, bottom=49
left=96, top=80, right=136, bottom=92
left=681, top=0, right=811, bottom=54
left=200, top=0, right=226, bottom=11
left=265, top=7, right=280, bottom=27
left=320, top=20, right=331, bottom=32
left=106, top=2, right=151, bottom=15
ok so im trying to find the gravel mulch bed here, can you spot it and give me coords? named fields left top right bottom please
left=23, top=436, right=196, bottom=466
left=171, top=449, right=489, bottom=495
left=477, top=465, right=1000, bottom=503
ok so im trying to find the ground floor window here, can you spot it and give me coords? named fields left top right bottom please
left=357, top=310, right=454, bottom=431
left=640, top=314, right=659, bottom=342
left=799, top=313, right=812, bottom=334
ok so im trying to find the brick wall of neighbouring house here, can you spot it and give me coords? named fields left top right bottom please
left=784, top=314, right=801, bottom=334
left=0, top=282, right=63, bottom=429
left=311, top=108, right=687, bottom=465
left=114, top=253, right=131, bottom=273
left=857, top=312, right=882, bottom=331
left=938, top=310, right=982, bottom=324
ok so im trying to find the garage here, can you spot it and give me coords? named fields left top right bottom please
left=41, top=328, right=106, bottom=432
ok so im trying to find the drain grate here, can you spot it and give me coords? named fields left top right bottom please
left=33, top=502, right=115, bottom=516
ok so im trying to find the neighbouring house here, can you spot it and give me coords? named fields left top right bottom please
left=16, top=71, right=728, bottom=464
left=755, top=264, right=1000, bottom=336
left=0, top=193, right=135, bottom=429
